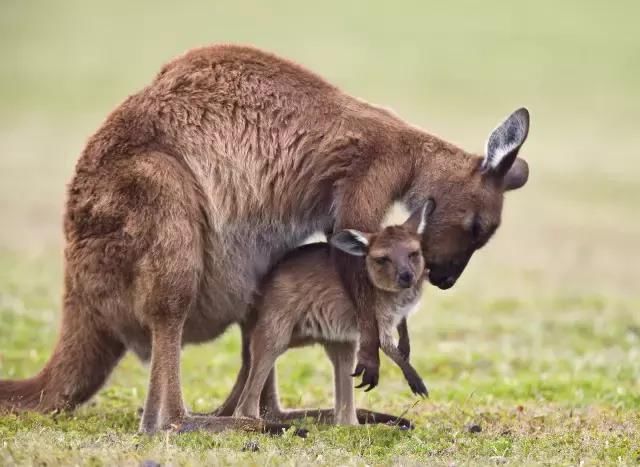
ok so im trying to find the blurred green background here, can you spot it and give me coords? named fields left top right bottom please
left=0, top=1, right=639, bottom=464
left=1, top=0, right=638, bottom=295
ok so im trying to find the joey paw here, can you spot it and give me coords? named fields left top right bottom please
left=406, top=375, right=429, bottom=398
left=352, top=362, right=379, bottom=392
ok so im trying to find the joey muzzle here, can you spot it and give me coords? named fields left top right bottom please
left=397, top=270, right=415, bottom=289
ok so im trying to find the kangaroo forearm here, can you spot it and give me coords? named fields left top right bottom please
left=333, top=180, right=396, bottom=367
left=380, top=336, right=428, bottom=397
left=331, top=161, right=414, bottom=386
left=357, top=316, right=380, bottom=363
left=397, top=318, right=410, bottom=361
left=333, top=251, right=380, bottom=362
left=380, top=338, right=407, bottom=369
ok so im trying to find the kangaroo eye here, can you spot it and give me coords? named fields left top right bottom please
left=409, top=251, right=420, bottom=260
left=374, top=256, right=389, bottom=265
left=471, top=216, right=482, bottom=240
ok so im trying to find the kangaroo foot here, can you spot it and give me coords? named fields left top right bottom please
left=172, top=415, right=309, bottom=438
left=140, top=415, right=307, bottom=438
left=263, top=407, right=413, bottom=429
left=356, top=408, right=414, bottom=429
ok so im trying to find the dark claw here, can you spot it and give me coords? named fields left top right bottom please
left=263, top=423, right=285, bottom=435
left=399, top=418, right=414, bottom=429
left=405, top=372, right=428, bottom=398
left=392, top=419, right=414, bottom=430
left=359, top=374, right=378, bottom=391
left=352, top=362, right=379, bottom=391
left=356, top=409, right=415, bottom=429
left=351, top=363, right=365, bottom=378
left=420, top=381, right=429, bottom=397
left=385, top=417, right=415, bottom=430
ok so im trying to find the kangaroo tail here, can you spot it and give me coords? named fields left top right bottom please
left=0, top=294, right=125, bottom=413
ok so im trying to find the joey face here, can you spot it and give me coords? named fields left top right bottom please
left=330, top=201, right=433, bottom=292
left=365, top=228, right=424, bottom=292
left=417, top=108, right=531, bottom=290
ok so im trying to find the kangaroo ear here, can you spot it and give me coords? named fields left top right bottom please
left=403, top=199, right=435, bottom=234
left=330, top=229, right=371, bottom=256
left=482, top=107, right=530, bottom=179
left=503, top=158, right=529, bottom=191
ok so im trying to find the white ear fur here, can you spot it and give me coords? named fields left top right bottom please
left=330, top=229, right=370, bottom=256
left=416, top=208, right=427, bottom=235
left=404, top=199, right=435, bottom=234
left=483, top=107, right=530, bottom=172
left=416, top=199, right=435, bottom=234
left=416, top=206, right=427, bottom=234
left=346, top=229, right=369, bottom=247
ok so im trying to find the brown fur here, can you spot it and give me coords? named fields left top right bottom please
left=0, top=44, right=530, bottom=433
left=234, top=211, right=428, bottom=425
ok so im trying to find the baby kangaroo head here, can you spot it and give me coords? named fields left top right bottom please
left=331, top=201, right=435, bottom=292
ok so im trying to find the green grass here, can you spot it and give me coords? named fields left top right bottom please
left=1, top=0, right=639, bottom=465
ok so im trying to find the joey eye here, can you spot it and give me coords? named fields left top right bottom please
left=409, top=251, right=420, bottom=260
left=374, top=256, right=389, bottom=265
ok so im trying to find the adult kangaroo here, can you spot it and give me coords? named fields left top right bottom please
left=0, top=45, right=530, bottom=433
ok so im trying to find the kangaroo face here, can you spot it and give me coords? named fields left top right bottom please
left=331, top=201, right=433, bottom=292
left=419, top=108, right=530, bottom=289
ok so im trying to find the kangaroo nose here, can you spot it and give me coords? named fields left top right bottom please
left=441, top=276, right=456, bottom=289
left=398, top=271, right=414, bottom=288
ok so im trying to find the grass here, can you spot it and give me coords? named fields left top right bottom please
left=1, top=0, right=639, bottom=465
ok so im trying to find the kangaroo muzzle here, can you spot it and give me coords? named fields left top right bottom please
left=427, top=252, right=473, bottom=290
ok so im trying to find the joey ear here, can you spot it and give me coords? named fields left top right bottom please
left=330, top=229, right=371, bottom=256
left=482, top=107, right=530, bottom=177
left=403, top=199, right=435, bottom=234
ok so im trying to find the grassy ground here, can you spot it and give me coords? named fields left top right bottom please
left=1, top=0, right=639, bottom=465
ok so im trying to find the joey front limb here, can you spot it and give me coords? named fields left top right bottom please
left=333, top=250, right=380, bottom=391
left=334, top=168, right=404, bottom=390
left=397, top=318, right=410, bottom=361
left=379, top=334, right=428, bottom=398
